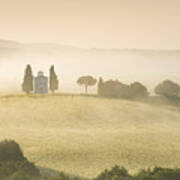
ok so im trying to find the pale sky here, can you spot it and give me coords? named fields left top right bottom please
left=1, top=0, right=180, bottom=49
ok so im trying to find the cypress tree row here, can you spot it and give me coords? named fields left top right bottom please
left=22, top=64, right=33, bottom=94
left=49, top=65, right=59, bottom=94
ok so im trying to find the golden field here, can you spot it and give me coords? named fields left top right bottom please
left=0, top=95, right=180, bottom=177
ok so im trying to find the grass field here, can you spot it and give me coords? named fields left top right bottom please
left=0, top=95, right=180, bottom=177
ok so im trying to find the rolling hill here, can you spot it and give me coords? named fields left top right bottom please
left=0, top=95, right=180, bottom=177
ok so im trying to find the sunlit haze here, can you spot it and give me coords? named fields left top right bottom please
left=1, top=0, right=180, bottom=49
left=0, top=0, right=180, bottom=93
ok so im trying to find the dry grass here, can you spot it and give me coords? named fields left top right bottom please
left=0, top=95, right=180, bottom=177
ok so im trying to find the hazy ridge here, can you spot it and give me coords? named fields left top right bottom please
left=0, top=39, right=180, bottom=94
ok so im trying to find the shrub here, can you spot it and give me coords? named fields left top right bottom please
left=134, top=169, right=154, bottom=180
left=134, top=167, right=180, bottom=180
left=10, top=171, right=32, bottom=180
left=154, top=167, right=180, bottom=180
left=94, top=165, right=133, bottom=180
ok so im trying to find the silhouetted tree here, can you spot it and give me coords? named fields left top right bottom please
left=98, top=77, right=104, bottom=96
left=130, top=82, right=149, bottom=98
left=49, top=65, right=59, bottom=94
left=77, top=76, right=97, bottom=94
left=0, top=140, right=25, bottom=163
left=22, top=64, right=33, bottom=94
left=0, top=140, right=40, bottom=179
left=154, top=80, right=180, bottom=97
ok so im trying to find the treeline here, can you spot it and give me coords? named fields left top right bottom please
left=22, top=65, right=180, bottom=99
left=1, top=140, right=180, bottom=180
left=75, top=76, right=180, bottom=99
left=97, top=78, right=180, bottom=99
left=98, top=78, right=148, bottom=99
left=94, top=165, right=180, bottom=180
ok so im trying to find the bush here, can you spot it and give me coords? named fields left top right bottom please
left=134, top=169, right=154, bottom=180
left=94, top=165, right=133, bottom=180
left=154, top=167, right=180, bottom=180
left=95, top=166, right=180, bottom=180
left=10, top=171, right=32, bottom=180
left=134, top=167, right=180, bottom=180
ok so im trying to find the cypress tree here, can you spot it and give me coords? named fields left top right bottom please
left=49, top=65, right=59, bottom=93
left=98, top=77, right=104, bottom=96
left=22, top=64, right=33, bottom=94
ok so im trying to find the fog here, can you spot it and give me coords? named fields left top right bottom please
left=0, top=41, right=180, bottom=94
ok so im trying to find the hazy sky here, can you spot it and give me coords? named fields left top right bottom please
left=1, top=0, right=180, bottom=49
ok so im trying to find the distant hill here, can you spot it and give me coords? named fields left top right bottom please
left=1, top=39, right=180, bottom=56
left=0, top=39, right=24, bottom=48
left=0, top=39, right=83, bottom=57
left=0, top=39, right=180, bottom=93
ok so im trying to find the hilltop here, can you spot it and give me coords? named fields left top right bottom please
left=0, top=95, right=180, bottom=177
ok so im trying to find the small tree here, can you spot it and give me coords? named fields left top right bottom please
left=130, top=82, right=149, bottom=98
left=155, top=80, right=180, bottom=97
left=49, top=65, right=59, bottom=94
left=77, top=76, right=97, bottom=94
left=22, top=65, right=33, bottom=94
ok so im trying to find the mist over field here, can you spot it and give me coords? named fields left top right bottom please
left=1, top=39, right=180, bottom=94
left=1, top=95, right=180, bottom=177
